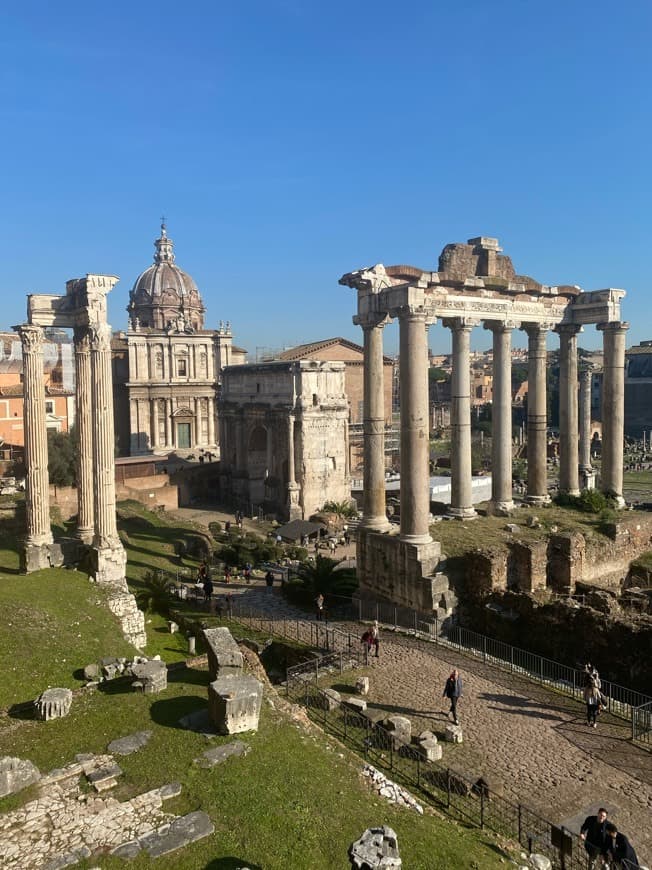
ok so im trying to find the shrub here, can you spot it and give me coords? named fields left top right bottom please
left=208, top=521, right=222, bottom=539
left=554, top=489, right=612, bottom=514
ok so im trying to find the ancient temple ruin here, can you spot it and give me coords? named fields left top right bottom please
left=340, top=237, right=627, bottom=609
left=14, top=275, right=146, bottom=647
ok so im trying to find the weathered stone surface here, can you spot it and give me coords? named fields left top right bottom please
left=107, top=730, right=153, bottom=756
left=418, top=738, right=442, bottom=762
left=35, top=688, right=73, bottom=721
left=208, top=674, right=263, bottom=735
left=417, top=730, right=436, bottom=742
left=141, top=811, right=214, bottom=857
left=343, top=697, right=367, bottom=713
left=131, top=660, right=167, bottom=694
left=383, top=715, right=411, bottom=747
left=445, top=724, right=463, bottom=743
left=355, top=676, right=370, bottom=696
left=110, top=840, right=142, bottom=859
left=321, top=688, right=341, bottom=711
left=43, top=846, right=91, bottom=869
left=529, top=856, right=552, bottom=870
left=203, top=627, right=243, bottom=681
left=87, top=762, right=123, bottom=787
left=362, top=708, right=387, bottom=726
left=195, top=740, right=250, bottom=769
left=0, top=756, right=40, bottom=797
left=83, top=663, right=100, bottom=681
left=159, top=782, right=182, bottom=799
left=349, top=825, right=401, bottom=868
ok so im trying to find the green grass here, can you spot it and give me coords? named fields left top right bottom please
left=0, top=506, right=515, bottom=868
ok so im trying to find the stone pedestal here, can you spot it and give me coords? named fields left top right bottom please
left=23, top=542, right=64, bottom=573
left=208, top=674, right=263, bottom=735
left=202, top=627, right=244, bottom=681
left=92, top=544, right=128, bottom=587
left=445, top=723, right=463, bottom=743
left=131, top=661, right=167, bottom=694
left=383, top=715, right=411, bottom=749
left=35, top=688, right=73, bottom=721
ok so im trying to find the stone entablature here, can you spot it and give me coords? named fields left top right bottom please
left=219, top=360, right=350, bottom=520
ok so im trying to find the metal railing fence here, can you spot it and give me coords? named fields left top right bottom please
left=287, top=676, right=646, bottom=870
left=287, top=679, right=594, bottom=870
left=633, top=701, right=652, bottom=746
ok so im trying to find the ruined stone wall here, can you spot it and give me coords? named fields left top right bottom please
left=49, top=477, right=179, bottom=519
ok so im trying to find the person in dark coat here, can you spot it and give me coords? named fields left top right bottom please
left=580, top=807, right=609, bottom=868
left=442, top=669, right=463, bottom=725
left=605, top=822, right=640, bottom=869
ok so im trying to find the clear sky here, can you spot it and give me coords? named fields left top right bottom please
left=1, top=1, right=650, bottom=357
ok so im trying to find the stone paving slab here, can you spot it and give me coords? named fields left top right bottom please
left=107, top=730, right=153, bottom=756
left=140, top=811, right=214, bottom=857
left=195, top=740, right=250, bottom=769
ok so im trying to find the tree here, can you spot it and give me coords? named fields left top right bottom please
left=47, top=428, right=78, bottom=488
left=297, top=555, right=358, bottom=598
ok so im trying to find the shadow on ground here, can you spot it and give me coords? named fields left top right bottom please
left=204, top=859, right=262, bottom=869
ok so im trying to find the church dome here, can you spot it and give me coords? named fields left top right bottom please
left=127, top=223, right=206, bottom=331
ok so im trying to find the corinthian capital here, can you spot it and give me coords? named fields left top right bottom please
left=15, top=323, right=44, bottom=353
left=89, top=322, right=113, bottom=353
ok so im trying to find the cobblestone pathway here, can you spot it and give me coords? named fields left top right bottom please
left=211, top=582, right=651, bottom=865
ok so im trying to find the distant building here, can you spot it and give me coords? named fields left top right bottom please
left=0, top=331, right=75, bottom=455
left=112, top=224, right=246, bottom=456
left=624, top=340, right=652, bottom=437
left=218, top=360, right=350, bottom=520
left=277, top=337, right=396, bottom=473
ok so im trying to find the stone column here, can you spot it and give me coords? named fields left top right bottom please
left=523, top=323, right=550, bottom=504
left=17, top=324, right=55, bottom=571
left=360, top=317, right=391, bottom=532
left=90, top=322, right=126, bottom=585
left=599, top=321, right=629, bottom=507
left=151, top=401, right=159, bottom=449
left=579, top=366, right=595, bottom=490
left=398, top=308, right=432, bottom=542
left=287, top=413, right=301, bottom=520
left=557, top=324, right=581, bottom=496
left=444, top=317, right=477, bottom=519
left=485, top=321, right=516, bottom=513
left=73, top=326, right=94, bottom=544
left=129, top=398, right=139, bottom=453
left=207, top=397, right=216, bottom=446
left=165, top=399, right=172, bottom=447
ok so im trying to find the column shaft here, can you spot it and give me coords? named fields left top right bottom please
left=558, top=325, right=581, bottom=495
left=361, top=321, right=390, bottom=532
left=446, top=319, right=476, bottom=519
left=486, top=322, right=514, bottom=512
left=74, top=327, right=94, bottom=543
left=91, top=324, right=120, bottom=548
left=399, top=310, right=432, bottom=541
left=207, top=397, right=216, bottom=446
left=524, top=325, right=549, bottom=503
left=599, top=322, right=629, bottom=506
left=579, top=368, right=593, bottom=476
left=165, top=399, right=172, bottom=447
left=18, top=325, right=53, bottom=547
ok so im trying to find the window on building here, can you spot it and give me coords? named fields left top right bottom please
left=45, top=400, right=55, bottom=414
left=177, top=359, right=187, bottom=376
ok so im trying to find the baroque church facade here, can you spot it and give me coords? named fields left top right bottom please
left=112, top=224, right=246, bottom=456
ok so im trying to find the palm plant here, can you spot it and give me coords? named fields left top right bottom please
left=135, top=571, right=174, bottom=616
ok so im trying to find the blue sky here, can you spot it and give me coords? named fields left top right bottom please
left=1, top=1, right=650, bottom=356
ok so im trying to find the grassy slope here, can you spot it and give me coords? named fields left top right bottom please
left=0, top=504, right=512, bottom=868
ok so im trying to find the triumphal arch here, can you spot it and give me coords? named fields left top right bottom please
left=340, top=237, right=627, bottom=610
left=15, top=275, right=146, bottom=647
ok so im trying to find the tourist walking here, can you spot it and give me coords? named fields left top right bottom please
left=370, top=621, right=380, bottom=658
left=443, top=668, right=463, bottom=725
left=360, top=627, right=374, bottom=657
left=315, top=593, right=325, bottom=621
left=244, top=562, right=252, bottom=584
left=223, top=565, right=232, bottom=584
left=265, top=570, right=274, bottom=593
left=604, top=823, right=640, bottom=869
left=584, top=662, right=602, bottom=689
left=584, top=679, right=602, bottom=728
left=580, top=807, right=610, bottom=869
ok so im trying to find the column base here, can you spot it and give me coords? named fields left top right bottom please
left=91, top=544, right=128, bottom=588
left=559, top=489, right=581, bottom=498
left=359, top=516, right=392, bottom=534
left=580, top=470, right=596, bottom=490
left=526, top=494, right=551, bottom=506
left=21, top=542, right=64, bottom=573
left=445, top=506, right=477, bottom=520
left=399, top=532, right=433, bottom=545
left=489, top=500, right=515, bottom=516
left=604, top=494, right=626, bottom=509
left=76, top=527, right=95, bottom=546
